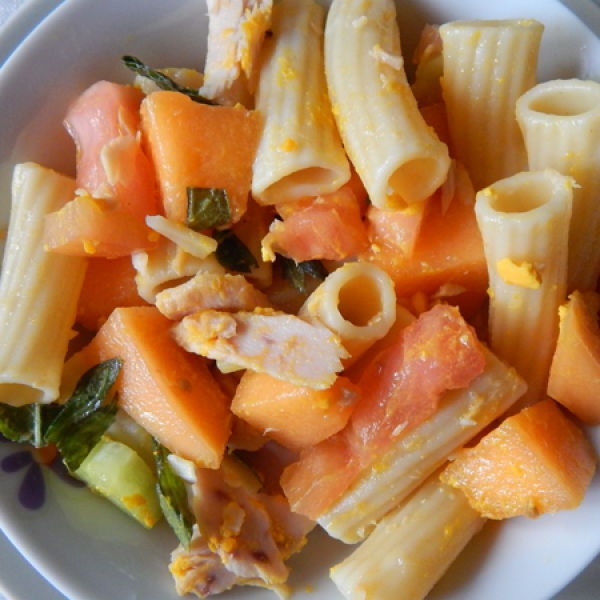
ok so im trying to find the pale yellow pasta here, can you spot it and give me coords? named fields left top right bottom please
left=251, top=0, right=350, bottom=205
left=440, top=19, right=544, bottom=191
left=132, top=236, right=225, bottom=304
left=330, top=472, right=485, bottom=600
left=0, top=163, right=87, bottom=406
left=516, top=79, right=600, bottom=292
left=145, top=215, right=217, bottom=259
left=475, top=169, right=572, bottom=411
left=324, top=0, right=450, bottom=209
left=298, top=262, right=396, bottom=365
left=318, top=348, right=526, bottom=543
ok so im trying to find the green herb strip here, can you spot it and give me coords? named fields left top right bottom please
left=214, top=229, right=258, bottom=273
left=185, top=187, right=232, bottom=231
left=121, top=56, right=216, bottom=106
left=281, top=257, right=328, bottom=293
left=44, top=358, right=123, bottom=472
left=153, top=441, right=194, bottom=551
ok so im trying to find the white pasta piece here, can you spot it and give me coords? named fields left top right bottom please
left=174, top=309, right=348, bottom=389
left=251, top=0, right=350, bottom=206
left=0, top=163, right=87, bottom=406
left=475, top=169, right=572, bottom=411
left=132, top=236, right=225, bottom=304
left=324, top=0, right=450, bottom=209
left=330, top=472, right=485, bottom=600
left=145, top=215, right=217, bottom=259
left=317, top=347, right=526, bottom=543
left=156, top=272, right=272, bottom=320
left=516, top=79, right=600, bottom=292
left=299, top=262, right=396, bottom=364
left=200, top=0, right=273, bottom=106
left=440, top=19, right=544, bottom=191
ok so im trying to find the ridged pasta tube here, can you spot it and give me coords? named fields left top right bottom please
left=516, top=79, right=600, bottom=292
left=0, top=163, right=87, bottom=406
left=324, top=0, right=450, bottom=209
left=318, top=347, right=526, bottom=543
left=330, top=472, right=485, bottom=600
left=440, top=19, right=544, bottom=191
left=298, top=262, right=396, bottom=365
left=475, top=169, right=572, bottom=411
left=251, top=0, right=350, bottom=205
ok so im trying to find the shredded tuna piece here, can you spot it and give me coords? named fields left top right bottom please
left=200, top=0, right=273, bottom=106
left=169, top=457, right=313, bottom=598
left=174, top=309, right=348, bottom=389
left=156, top=272, right=272, bottom=320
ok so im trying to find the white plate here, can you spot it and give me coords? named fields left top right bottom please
left=1, top=0, right=600, bottom=599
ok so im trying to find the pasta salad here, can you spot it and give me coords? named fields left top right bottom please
left=0, top=1, right=599, bottom=600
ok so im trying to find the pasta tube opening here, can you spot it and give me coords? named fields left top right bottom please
left=300, top=262, right=396, bottom=363
left=388, top=156, right=444, bottom=206
left=524, top=81, right=600, bottom=117
left=259, top=165, right=345, bottom=204
left=482, top=174, right=562, bottom=214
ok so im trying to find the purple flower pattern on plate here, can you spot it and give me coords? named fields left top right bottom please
left=0, top=434, right=84, bottom=510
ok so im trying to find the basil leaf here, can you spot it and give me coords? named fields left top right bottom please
left=45, top=358, right=122, bottom=472
left=121, top=56, right=216, bottom=106
left=281, top=257, right=328, bottom=293
left=185, top=187, right=232, bottom=231
left=0, top=403, right=60, bottom=447
left=153, top=441, right=194, bottom=551
left=214, top=230, right=258, bottom=273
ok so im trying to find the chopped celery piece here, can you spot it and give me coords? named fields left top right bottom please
left=75, top=437, right=162, bottom=529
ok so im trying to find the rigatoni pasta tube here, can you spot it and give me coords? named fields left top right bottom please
left=318, top=347, right=526, bottom=543
left=324, top=0, right=450, bottom=209
left=475, top=169, right=572, bottom=411
left=330, top=472, right=485, bottom=600
left=251, top=0, right=350, bottom=205
left=440, top=19, right=544, bottom=191
left=0, top=163, right=87, bottom=406
left=516, top=79, right=600, bottom=292
left=299, top=262, right=396, bottom=364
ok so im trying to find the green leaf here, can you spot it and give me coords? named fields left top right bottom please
left=281, top=257, right=328, bottom=293
left=121, top=56, right=216, bottom=105
left=45, top=358, right=122, bottom=472
left=153, top=441, right=194, bottom=551
left=0, top=403, right=60, bottom=447
left=214, top=229, right=258, bottom=274
left=185, top=187, right=232, bottom=231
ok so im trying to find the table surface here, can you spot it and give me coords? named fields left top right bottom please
left=0, top=0, right=600, bottom=599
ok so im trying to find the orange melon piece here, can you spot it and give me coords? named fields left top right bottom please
left=441, top=398, right=597, bottom=519
left=44, top=192, right=158, bottom=258
left=231, top=371, right=360, bottom=451
left=359, top=189, right=488, bottom=317
left=78, top=306, right=232, bottom=468
left=547, top=291, right=600, bottom=425
left=77, top=256, right=149, bottom=331
left=140, top=90, right=262, bottom=224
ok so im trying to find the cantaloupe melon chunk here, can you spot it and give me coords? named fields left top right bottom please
left=441, top=398, right=597, bottom=519
left=77, top=256, right=149, bottom=331
left=77, top=306, right=231, bottom=468
left=231, top=371, right=360, bottom=450
left=140, top=90, right=262, bottom=224
left=547, top=291, right=600, bottom=425
left=359, top=191, right=488, bottom=317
